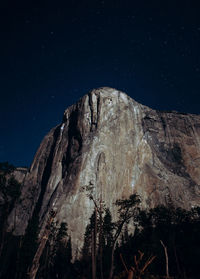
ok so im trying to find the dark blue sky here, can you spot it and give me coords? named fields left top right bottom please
left=1, top=0, right=200, bottom=167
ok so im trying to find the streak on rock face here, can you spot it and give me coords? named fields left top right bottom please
left=6, top=87, right=200, bottom=256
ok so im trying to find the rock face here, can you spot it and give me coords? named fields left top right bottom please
left=13, top=167, right=28, bottom=184
left=7, top=87, right=200, bottom=255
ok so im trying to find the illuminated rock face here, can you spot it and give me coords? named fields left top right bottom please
left=7, top=87, right=200, bottom=254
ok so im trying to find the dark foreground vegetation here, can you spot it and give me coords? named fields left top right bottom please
left=0, top=162, right=200, bottom=279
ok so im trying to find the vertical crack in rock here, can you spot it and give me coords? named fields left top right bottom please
left=96, top=93, right=101, bottom=129
left=88, top=91, right=95, bottom=131
left=33, top=126, right=61, bottom=220
left=62, top=107, right=83, bottom=178
left=157, top=111, right=167, bottom=137
left=88, top=91, right=101, bottom=131
left=40, top=182, right=60, bottom=222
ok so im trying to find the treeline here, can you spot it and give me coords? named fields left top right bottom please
left=115, top=205, right=200, bottom=279
left=37, top=196, right=200, bottom=279
left=74, top=199, right=200, bottom=279
left=0, top=162, right=200, bottom=278
left=0, top=162, right=21, bottom=259
left=0, top=163, right=73, bottom=279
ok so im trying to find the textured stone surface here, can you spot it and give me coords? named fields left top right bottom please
left=6, top=87, right=200, bottom=255
left=13, top=167, right=28, bottom=184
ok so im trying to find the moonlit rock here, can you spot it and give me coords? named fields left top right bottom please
left=7, top=87, right=200, bottom=257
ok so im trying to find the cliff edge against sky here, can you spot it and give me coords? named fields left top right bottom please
left=7, top=87, right=200, bottom=255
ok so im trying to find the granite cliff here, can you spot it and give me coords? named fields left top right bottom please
left=6, top=87, right=200, bottom=256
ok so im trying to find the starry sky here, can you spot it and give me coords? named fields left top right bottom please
left=1, top=0, right=200, bottom=167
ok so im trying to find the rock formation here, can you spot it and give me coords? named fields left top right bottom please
left=6, top=87, right=200, bottom=255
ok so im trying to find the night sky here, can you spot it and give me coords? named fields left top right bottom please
left=1, top=0, right=200, bottom=167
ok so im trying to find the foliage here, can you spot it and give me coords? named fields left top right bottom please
left=50, top=222, right=72, bottom=278
left=37, top=222, right=72, bottom=279
left=102, top=208, right=114, bottom=248
left=81, top=207, right=114, bottom=278
left=18, top=214, right=40, bottom=279
left=115, top=205, right=200, bottom=279
left=113, top=194, right=140, bottom=240
left=0, top=162, right=15, bottom=174
left=1, top=176, right=200, bottom=279
left=0, top=168, right=21, bottom=203
left=81, top=194, right=141, bottom=279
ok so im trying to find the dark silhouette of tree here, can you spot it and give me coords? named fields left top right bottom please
left=82, top=194, right=140, bottom=279
left=101, top=208, right=114, bottom=278
left=108, top=194, right=140, bottom=279
left=102, top=208, right=114, bottom=248
left=0, top=162, right=15, bottom=174
left=81, top=209, right=98, bottom=278
left=51, top=222, right=72, bottom=279
left=0, top=163, right=22, bottom=279
left=17, top=214, right=39, bottom=279
left=119, top=205, right=200, bottom=279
